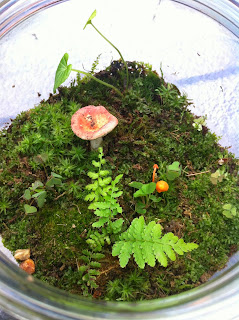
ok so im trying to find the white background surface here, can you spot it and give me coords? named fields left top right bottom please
left=0, top=0, right=238, bottom=278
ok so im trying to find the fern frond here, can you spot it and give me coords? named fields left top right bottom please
left=112, top=216, right=198, bottom=268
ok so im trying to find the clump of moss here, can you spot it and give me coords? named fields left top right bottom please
left=0, top=61, right=238, bottom=301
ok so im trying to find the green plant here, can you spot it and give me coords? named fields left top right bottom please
left=86, top=229, right=111, bottom=251
left=112, top=216, right=198, bottom=268
left=77, top=249, right=105, bottom=295
left=210, top=168, right=227, bottom=185
left=84, top=10, right=129, bottom=88
left=193, top=116, right=207, bottom=131
left=53, top=53, right=122, bottom=96
left=129, top=181, right=160, bottom=214
left=222, top=204, right=238, bottom=218
left=166, top=161, right=182, bottom=181
left=23, top=173, right=63, bottom=213
left=85, top=147, right=123, bottom=233
left=106, top=270, right=150, bottom=301
left=0, top=195, right=11, bottom=215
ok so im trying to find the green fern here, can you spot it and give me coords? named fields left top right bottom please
left=112, top=216, right=198, bottom=269
left=77, top=249, right=105, bottom=295
left=85, top=147, right=123, bottom=233
left=86, top=229, right=111, bottom=251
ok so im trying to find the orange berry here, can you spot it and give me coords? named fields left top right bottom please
left=19, top=258, right=35, bottom=275
left=156, top=180, right=169, bottom=193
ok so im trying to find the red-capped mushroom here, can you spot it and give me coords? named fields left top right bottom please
left=71, top=105, right=118, bottom=150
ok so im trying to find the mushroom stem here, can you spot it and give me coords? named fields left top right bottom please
left=90, top=137, right=103, bottom=151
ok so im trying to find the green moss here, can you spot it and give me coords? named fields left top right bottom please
left=0, top=61, right=238, bottom=301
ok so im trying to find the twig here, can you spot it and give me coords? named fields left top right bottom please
left=97, top=264, right=119, bottom=278
left=72, top=203, right=81, bottom=214
left=186, top=170, right=210, bottom=177
left=54, top=191, right=66, bottom=201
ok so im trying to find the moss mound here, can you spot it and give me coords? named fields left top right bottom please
left=0, top=61, right=238, bottom=301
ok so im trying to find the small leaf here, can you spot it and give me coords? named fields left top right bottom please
left=91, top=253, right=105, bottom=260
left=90, top=261, right=101, bottom=268
left=24, top=204, right=37, bottom=214
left=53, top=53, right=72, bottom=93
left=111, top=218, right=123, bottom=233
left=168, top=161, right=181, bottom=172
left=135, top=202, right=146, bottom=214
left=141, top=182, right=156, bottom=195
left=46, top=177, right=62, bottom=187
left=223, top=204, right=232, bottom=210
left=133, top=189, right=146, bottom=198
left=112, top=174, right=123, bottom=185
left=231, top=207, right=237, bottom=216
left=33, top=153, right=48, bottom=164
left=92, top=217, right=108, bottom=228
left=92, top=160, right=100, bottom=167
left=129, top=181, right=144, bottom=189
left=111, top=191, right=123, bottom=198
left=166, top=161, right=181, bottom=181
left=149, top=194, right=161, bottom=203
left=23, top=189, right=31, bottom=200
left=88, top=172, right=99, bottom=179
left=84, top=193, right=96, bottom=202
left=31, top=180, right=43, bottom=191
left=99, top=170, right=109, bottom=176
left=51, top=172, right=63, bottom=179
left=83, top=9, right=97, bottom=30
left=36, top=191, right=47, bottom=208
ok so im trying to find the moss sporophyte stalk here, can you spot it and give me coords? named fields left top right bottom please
left=0, top=9, right=238, bottom=302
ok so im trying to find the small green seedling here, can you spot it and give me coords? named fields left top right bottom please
left=84, top=9, right=129, bottom=88
left=129, top=181, right=160, bottom=214
left=210, top=169, right=227, bottom=185
left=23, top=173, right=63, bottom=214
left=53, top=53, right=122, bottom=96
left=193, top=116, right=207, bottom=131
left=166, top=161, right=181, bottom=181
left=222, top=204, right=238, bottom=218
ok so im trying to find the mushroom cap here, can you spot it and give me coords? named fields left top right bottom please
left=71, top=105, right=118, bottom=140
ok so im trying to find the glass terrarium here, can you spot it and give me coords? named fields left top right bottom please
left=0, top=0, right=238, bottom=319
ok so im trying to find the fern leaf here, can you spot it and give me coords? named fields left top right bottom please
left=99, top=170, right=110, bottom=177
left=112, top=242, right=131, bottom=268
left=111, top=191, right=123, bottom=198
left=110, top=218, right=123, bottom=234
left=94, top=208, right=111, bottom=217
left=112, top=216, right=198, bottom=269
left=113, top=174, right=123, bottom=185
left=92, top=217, right=108, bottom=228
left=132, top=243, right=145, bottom=269
left=91, top=253, right=105, bottom=260
left=84, top=193, right=96, bottom=202
left=88, top=172, right=99, bottom=179
left=92, top=160, right=100, bottom=167
left=89, top=202, right=110, bottom=210
left=141, top=242, right=156, bottom=267
left=153, top=244, right=168, bottom=267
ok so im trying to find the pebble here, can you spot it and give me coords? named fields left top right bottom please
left=19, top=258, right=35, bottom=275
left=14, top=248, right=30, bottom=261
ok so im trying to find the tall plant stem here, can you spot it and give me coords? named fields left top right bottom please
left=71, top=68, right=123, bottom=97
left=90, top=22, right=129, bottom=89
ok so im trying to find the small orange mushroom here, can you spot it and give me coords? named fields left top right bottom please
left=152, top=164, right=159, bottom=182
left=156, top=180, right=169, bottom=193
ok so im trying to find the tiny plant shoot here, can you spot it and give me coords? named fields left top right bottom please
left=53, top=53, right=122, bottom=96
left=83, top=9, right=129, bottom=89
